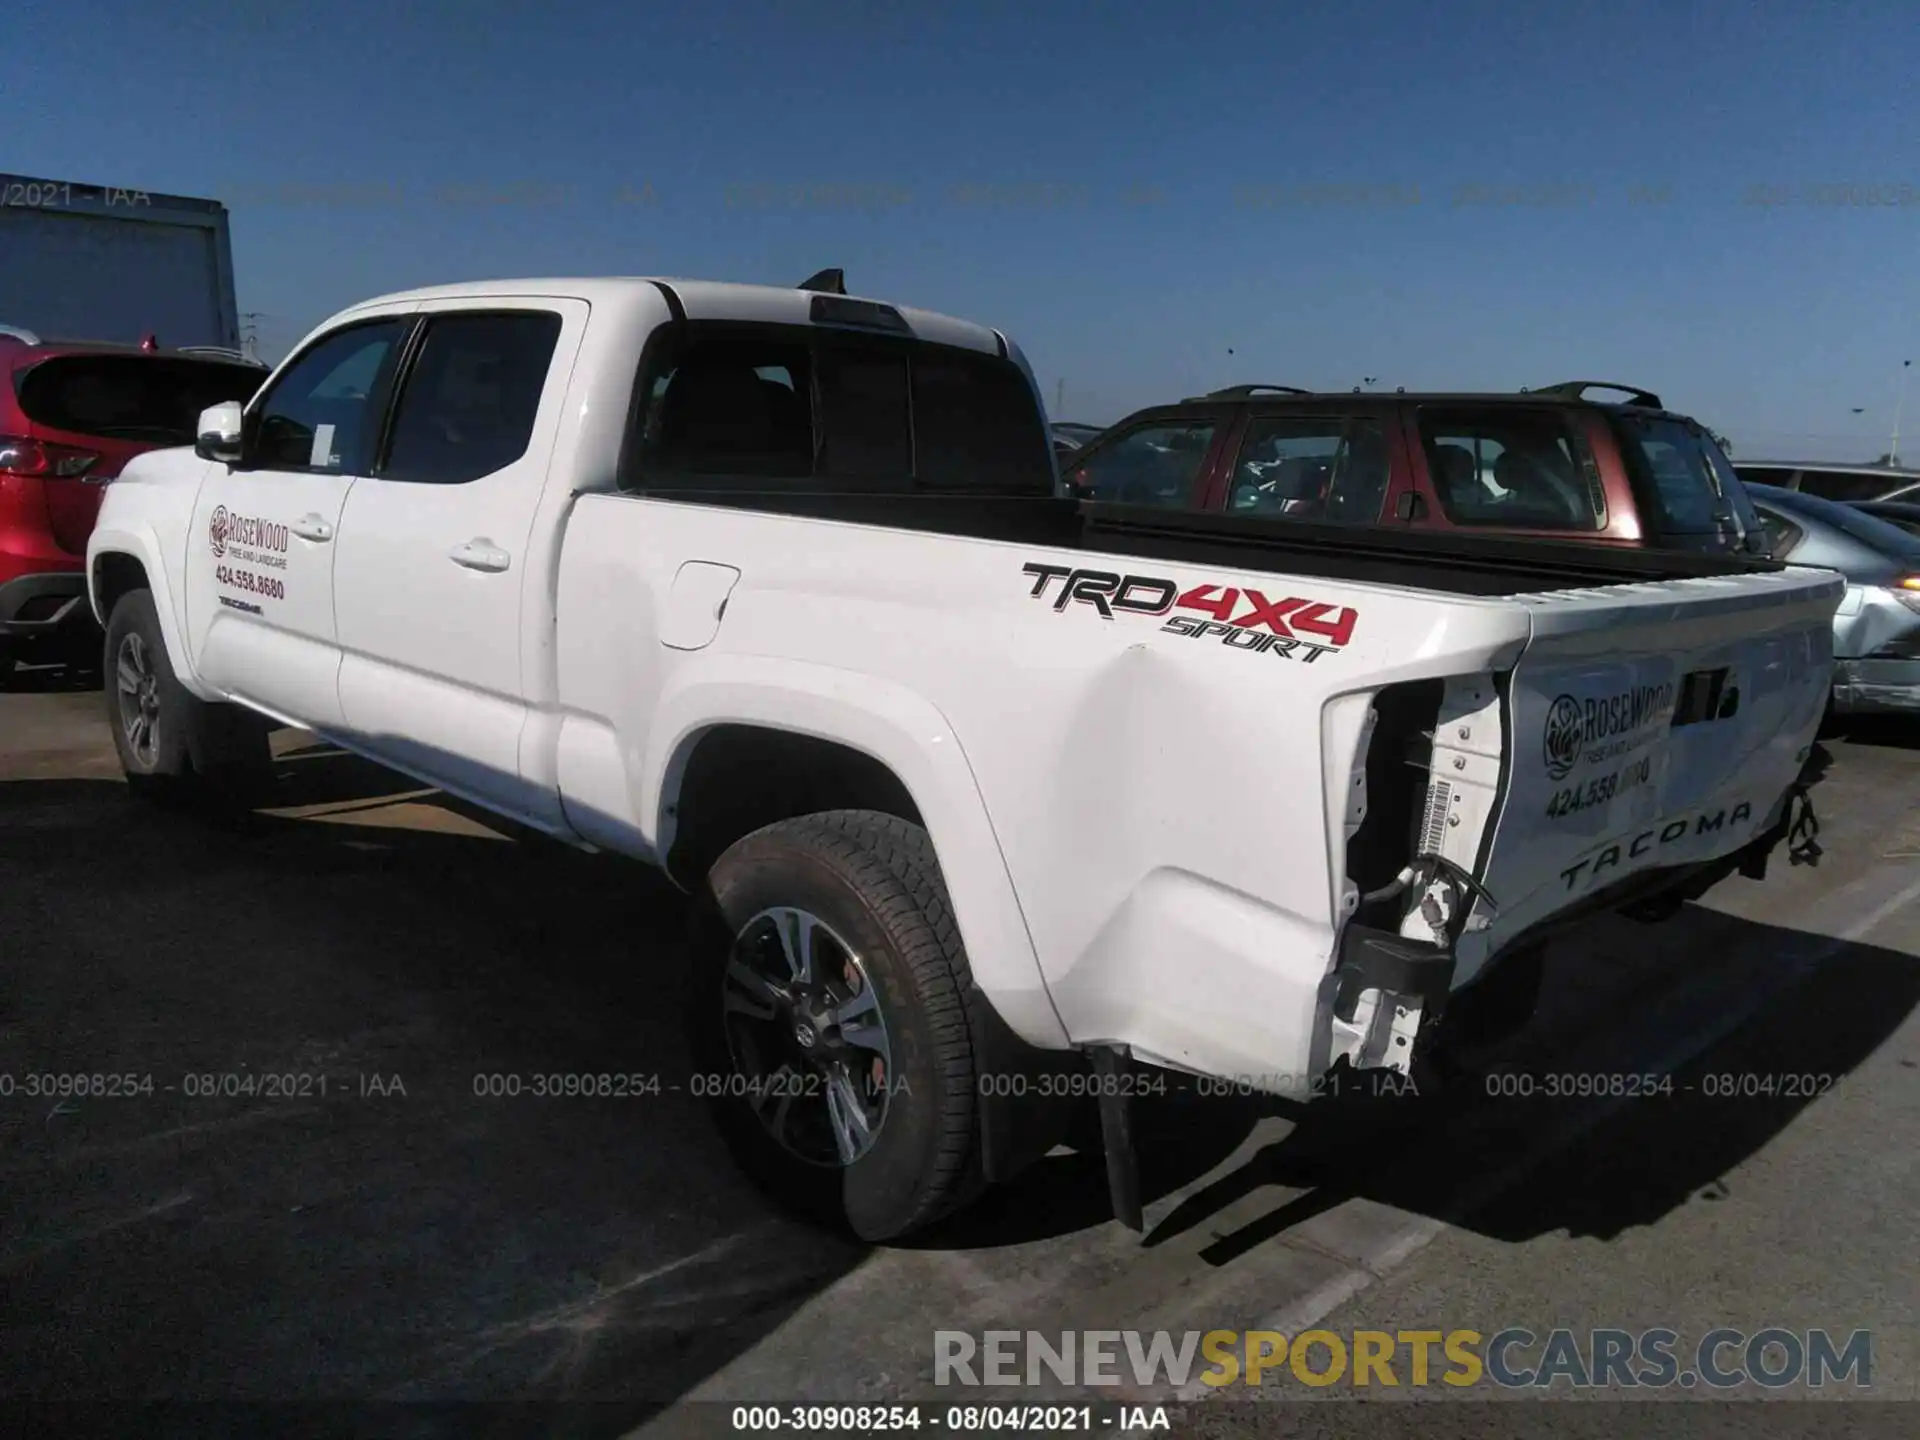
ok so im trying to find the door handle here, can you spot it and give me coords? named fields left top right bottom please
left=449, top=538, right=512, bottom=573
left=291, top=513, right=334, bottom=543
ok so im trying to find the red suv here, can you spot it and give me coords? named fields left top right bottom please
left=1059, top=381, right=1771, bottom=556
left=0, top=331, right=265, bottom=682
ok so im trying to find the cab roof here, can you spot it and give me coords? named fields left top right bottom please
left=347, top=276, right=1007, bottom=357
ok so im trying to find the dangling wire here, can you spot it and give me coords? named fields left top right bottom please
left=1787, top=786, right=1822, bottom=867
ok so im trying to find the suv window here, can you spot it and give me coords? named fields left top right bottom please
left=1610, top=416, right=1735, bottom=537
left=1752, top=504, right=1805, bottom=558
left=1228, top=416, right=1389, bottom=522
left=251, top=320, right=410, bottom=472
left=15, top=355, right=265, bottom=446
left=1794, top=468, right=1903, bottom=502
left=1067, top=420, right=1216, bottom=507
left=1418, top=409, right=1603, bottom=530
left=1733, top=466, right=1797, bottom=489
left=628, top=322, right=1052, bottom=495
left=382, top=311, right=562, bottom=484
left=1701, top=434, right=1770, bottom=553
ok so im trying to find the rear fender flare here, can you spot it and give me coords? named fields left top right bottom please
left=641, top=656, right=1070, bottom=1050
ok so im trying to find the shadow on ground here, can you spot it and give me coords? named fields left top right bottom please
left=0, top=765, right=843, bottom=1427
left=1131, top=905, right=1919, bottom=1265
left=1, top=742, right=1910, bottom=1424
left=1836, top=715, right=1920, bottom=752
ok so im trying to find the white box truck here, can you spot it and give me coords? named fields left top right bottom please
left=0, top=174, right=240, bottom=352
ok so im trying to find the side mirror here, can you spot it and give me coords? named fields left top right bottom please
left=195, top=401, right=245, bottom=464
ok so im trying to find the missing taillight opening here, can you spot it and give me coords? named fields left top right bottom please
left=1345, top=678, right=1445, bottom=931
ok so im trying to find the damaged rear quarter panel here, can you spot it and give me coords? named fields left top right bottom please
left=684, top=515, right=1534, bottom=1081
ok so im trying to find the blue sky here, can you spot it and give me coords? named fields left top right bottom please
left=9, top=0, right=1918, bottom=459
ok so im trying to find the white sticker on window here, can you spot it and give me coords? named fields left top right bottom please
left=310, top=423, right=337, bottom=468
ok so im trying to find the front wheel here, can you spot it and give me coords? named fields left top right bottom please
left=690, top=810, right=980, bottom=1242
left=105, top=588, right=272, bottom=805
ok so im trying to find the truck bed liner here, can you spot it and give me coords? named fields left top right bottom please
left=637, top=488, right=1786, bottom=598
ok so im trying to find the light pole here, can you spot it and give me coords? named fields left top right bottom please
left=1891, top=360, right=1910, bottom=467
left=240, top=312, right=268, bottom=363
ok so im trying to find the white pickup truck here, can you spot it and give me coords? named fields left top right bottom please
left=86, top=273, right=1841, bottom=1240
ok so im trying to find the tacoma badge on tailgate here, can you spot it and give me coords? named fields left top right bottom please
left=1557, top=799, right=1755, bottom=891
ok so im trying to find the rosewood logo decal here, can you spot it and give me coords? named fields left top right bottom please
left=209, top=509, right=289, bottom=559
left=1543, top=694, right=1585, bottom=781
left=1543, top=681, right=1677, bottom=777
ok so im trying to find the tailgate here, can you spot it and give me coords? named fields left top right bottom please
left=1451, top=566, right=1841, bottom=973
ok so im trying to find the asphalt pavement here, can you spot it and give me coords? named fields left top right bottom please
left=1, top=660, right=1915, bottom=1437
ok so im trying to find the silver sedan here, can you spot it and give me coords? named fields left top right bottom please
left=1747, top=483, right=1920, bottom=717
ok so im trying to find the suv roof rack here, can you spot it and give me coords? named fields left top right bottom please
left=1182, top=383, right=1315, bottom=402
left=797, top=268, right=848, bottom=295
left=1523, top=380, right=1664, bottom=410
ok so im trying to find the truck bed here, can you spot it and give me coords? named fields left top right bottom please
left=638, top=489, right=1786, bottom=598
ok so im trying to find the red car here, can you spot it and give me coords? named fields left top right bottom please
left=0, top=330, right=265, bottom=682
left=1059, top=380, right=1773, bottom=557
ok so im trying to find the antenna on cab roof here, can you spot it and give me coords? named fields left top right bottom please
left=797, top=268, right=847, bottom=295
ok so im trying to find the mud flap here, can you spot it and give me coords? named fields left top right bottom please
left=1091, top=1044, right=1144, bottom=1232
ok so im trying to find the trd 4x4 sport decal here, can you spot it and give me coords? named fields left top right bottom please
left=1021, top=563, right=1358, bottom=663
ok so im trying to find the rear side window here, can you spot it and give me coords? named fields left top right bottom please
left=1701, top=434, right=1769, bottom=553
left=1795, top=468, right=1902, bottom=502
left=15, top=355, right=265, bottom=446
left=1610, top=416, right=1733, bottom=536
left=1066, top=420, right=1216, bottom=507
left=1418, top=408, right=1603, bottom=530
left=628, top=322, right=1052, bottom=495
left=381, top=311, right=562, bottom=484
left=1228, top=415, right=1389, bottom=523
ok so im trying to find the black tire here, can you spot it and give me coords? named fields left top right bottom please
left=690, top=810, right=979, bottom=1242
left=105, top=588, right=272, bottom=807
left=0, top=638, right=14, bottom=689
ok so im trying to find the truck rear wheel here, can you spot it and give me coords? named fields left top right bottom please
left=692, top=810, right=979, bottom=1242
left=106, top=588, right=272, bottom=806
